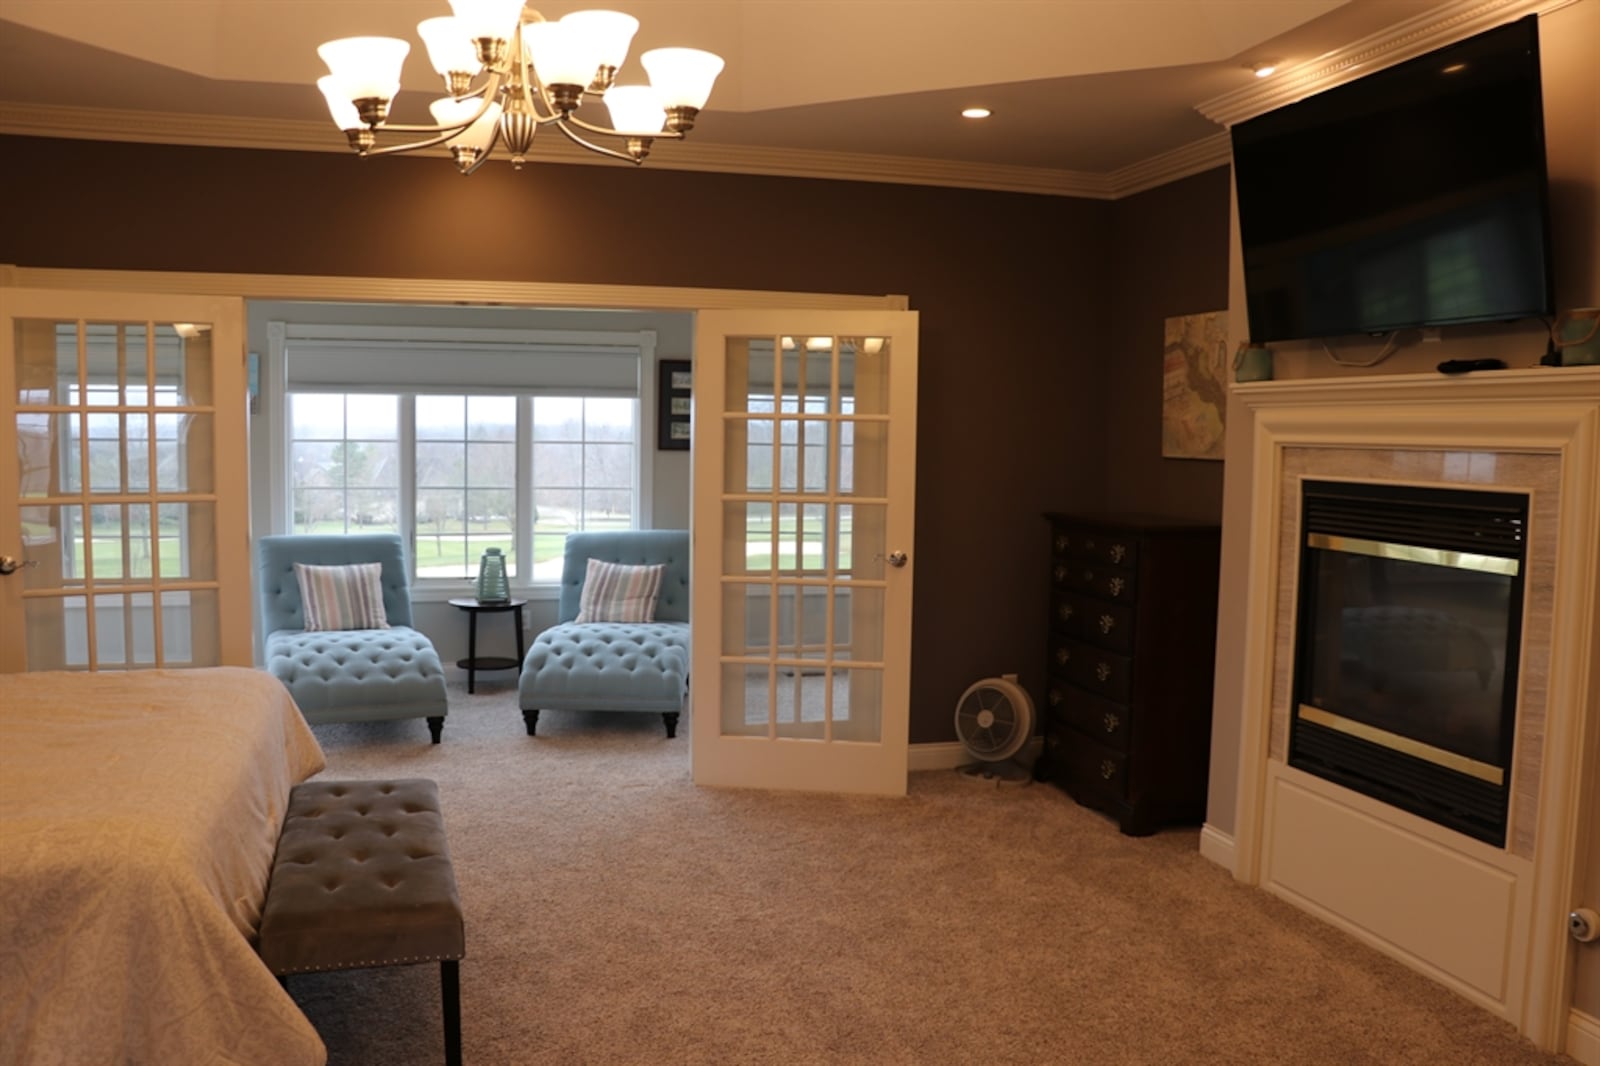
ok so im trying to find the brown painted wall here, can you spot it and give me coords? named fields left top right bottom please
left=2, top=135, right=1163, bottom=742
left=1104, top=168, right=1231, bottom=522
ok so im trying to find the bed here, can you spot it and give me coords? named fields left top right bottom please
left=0, top=667, right=329, bottom=1065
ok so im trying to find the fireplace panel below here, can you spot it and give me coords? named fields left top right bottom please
left=1265, top=768, right=1524, bottom=1009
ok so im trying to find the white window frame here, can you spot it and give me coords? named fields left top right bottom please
left=265, top=321, right=658, bottom=600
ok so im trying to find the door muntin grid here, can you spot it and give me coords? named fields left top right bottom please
left=718, top=334, right=891, bottom=741
left=13, top=318, right=225, bottom=669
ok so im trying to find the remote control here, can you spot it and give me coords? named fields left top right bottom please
left=1437, top=358, right=1507, bottom=374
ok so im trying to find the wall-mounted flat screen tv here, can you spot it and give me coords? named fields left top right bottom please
left=1231, top=14, right=1554, bottom=344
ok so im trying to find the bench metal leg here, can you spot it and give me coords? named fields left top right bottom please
left=441, top=959, right=462, bottom=1066
left=427, top=716, right=445, bottom=744
left=523, top=709, right=540, bottom=736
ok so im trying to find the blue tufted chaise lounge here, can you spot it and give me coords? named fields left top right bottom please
left=519, top=529, right=689, bottom=738
left=257, top=533, right=450, bottom=743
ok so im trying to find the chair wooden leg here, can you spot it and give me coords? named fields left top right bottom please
left=441, top=959, right=462, bottom=1066
left=523, top=709, right=540, bottom=737
left=663, top=712, right=679, bottom=739
left=427, top=716, right=444, bottom=744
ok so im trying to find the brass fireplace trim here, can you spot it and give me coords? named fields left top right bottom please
left=1297, top=704, right=1505, bottom=786
left=1305, top=533, right=1519, bottom=577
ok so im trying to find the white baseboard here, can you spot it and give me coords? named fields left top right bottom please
left=1199, top=823, right=1237, bottom=874
left=909, top=737, right=1044, bottom=773
left=1570, top=1008, right=1600, bottom=1066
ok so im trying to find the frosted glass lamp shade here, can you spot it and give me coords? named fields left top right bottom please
left=560, top=10, right=639, bottom=73
left=317, top=76, right=364, bottom=130
left=418, top=17, right=481, bottom=77
left=317, top=37, right=410, bottom=102
left=641, top=47, right=724, bottom=109
left=429, top=97, right=503, bottom=151
left=602, top=85, right=665, bottom=134
left=522, top=20, right=595, bottom=88
left=447, top=0, right=525, bottom=42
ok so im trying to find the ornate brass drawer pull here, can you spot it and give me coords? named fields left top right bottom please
left=1098, top=614, right=1114, bottom=634
left=1082, top=569, right=1095, bottom=583
left=1055, top=647, right=1070, bottom=665
left=1055, top=534, right=1070, bottom=552
left=1100, top=759, right=1116, bottom=780
left=1095, top=661, right=1112, bottom=682
left=1053, top=564, right=1067, bottom=582
left=1049, top=688, right=1063, bottom=705
left=1107, top=576, right=1125, bottom=597
left=1110, top=544, right=1127, bottom=563
left=1103, top=712, right=1120, bottom=733
left=1058, top=603, right=1074, bottom=622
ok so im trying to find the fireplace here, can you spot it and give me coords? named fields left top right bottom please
left=1227, top=367, right=1600, bottom=1049
left=1289, top=479, right=1528, bottom=845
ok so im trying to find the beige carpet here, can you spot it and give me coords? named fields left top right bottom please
left=289, top=680, right=1575, bottom=1066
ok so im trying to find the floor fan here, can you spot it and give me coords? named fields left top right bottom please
left=953, top=674, right=1034, bottom=786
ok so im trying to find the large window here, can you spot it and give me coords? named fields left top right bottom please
left=288, top=391, right=638, bottom=585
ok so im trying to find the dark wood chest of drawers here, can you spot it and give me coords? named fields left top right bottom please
left=1037, top=512, right=1222, bottom=835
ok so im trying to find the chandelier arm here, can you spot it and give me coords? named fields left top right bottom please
left=562, top=112, right=686, bottom=143
left=361, top=126, right=473, bottom=157
left=371, top=71, right=503, bottom=136
left=553, top=119, right=645, bottom=164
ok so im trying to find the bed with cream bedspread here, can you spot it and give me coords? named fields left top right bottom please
left=0, top=667, right=328, bottom=1065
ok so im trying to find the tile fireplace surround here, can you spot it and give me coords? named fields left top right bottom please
left=1229, top=366, right=1600, bottom=1053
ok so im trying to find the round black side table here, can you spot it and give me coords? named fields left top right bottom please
left=448, top=597, right=528, bottom=694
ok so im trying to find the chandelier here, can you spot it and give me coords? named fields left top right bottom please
left=315, top=1, right=724, bottom=172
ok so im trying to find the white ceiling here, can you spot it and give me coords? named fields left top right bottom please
left=0, top=0, right=1468, bottom=192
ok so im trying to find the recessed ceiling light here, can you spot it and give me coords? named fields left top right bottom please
left=1251, top=62, right=1277, bottom=78
left=961, top=107, right=992, bottom=119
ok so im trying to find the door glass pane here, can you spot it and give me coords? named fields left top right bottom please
left=721, top=583, right=766, bottom=657
left=837, top=503, right=886, bottom=579
left=166, top=589, right=220, bottom=667
left=841, top=337, right=891, bottom=416
left=25, top=594, right=85, bottom=671
left=728, top=337, right=774, bottom=413
left=831, top=667, right=883, bottom=742
left=156, top=323, right=214, bottom=406
left=838, top=586, right=882, bottom=660
left=842, top=420, right=887, bottom=497
left=159, top=502, right=215, bottom=580
left=156, top=413, right=213, bottom=493
left=12, top=319, right=71, bottom=405
left=726, top=501, right=770, bottom=574
left=721, top=662, right=769, bottom=736
left=86, top=412, right=125, bottom=493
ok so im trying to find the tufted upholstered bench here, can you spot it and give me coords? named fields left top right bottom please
left=519, top=530, right=690, bottom=738
left=259, top=778, right=465, bottom=1066
left=257, top=534, right=450, bottom=743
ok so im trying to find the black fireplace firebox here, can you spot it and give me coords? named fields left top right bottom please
left=1290, top=480, right=1528, bottom=846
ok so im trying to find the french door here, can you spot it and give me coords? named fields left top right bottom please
left=691, top=309, right=918, bottom=795
left=0, top=287, right=251, bottom=672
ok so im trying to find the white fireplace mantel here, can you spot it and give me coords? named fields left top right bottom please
left=1228, top=366, right=1600, bottom=1051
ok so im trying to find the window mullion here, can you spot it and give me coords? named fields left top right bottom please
left=516, top=395, right=533, bottom=585
left=400, top=394, right=418, bottom=574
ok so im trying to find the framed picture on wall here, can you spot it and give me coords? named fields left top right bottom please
left=658, top=359, right=691, bottom=450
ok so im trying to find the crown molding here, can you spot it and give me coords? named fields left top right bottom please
left=1197, top=0, right=1579, bottom=128
left=0, top=97, right=1235, bottom=200
left=0, top=101, right=1125, bottom=199
left=1106, top=133, right=1232, bottom=197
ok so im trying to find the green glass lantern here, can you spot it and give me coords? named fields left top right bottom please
left=476, top=547, right=509, bottom=602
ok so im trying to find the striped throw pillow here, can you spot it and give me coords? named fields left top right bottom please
left=575, top=559, right=665, bottom=623
left=293, top=562, right=390, bottom=632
